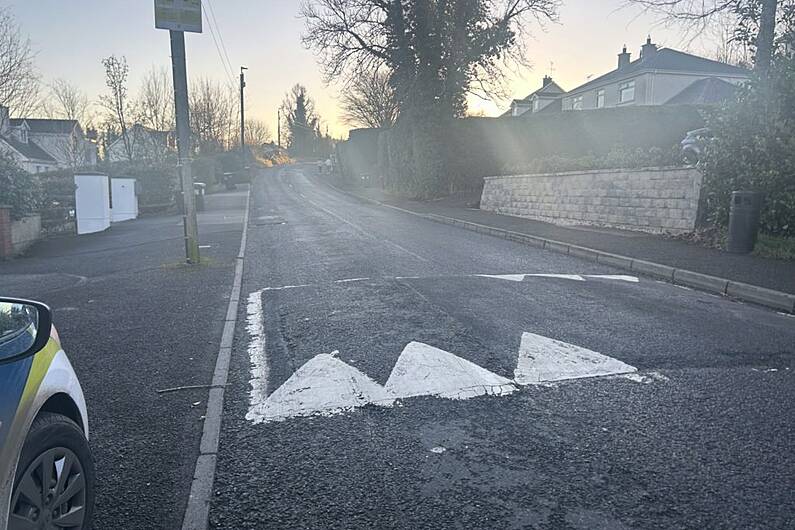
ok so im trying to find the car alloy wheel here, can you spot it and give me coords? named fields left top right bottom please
left=9, top=446, right=87, bottom=530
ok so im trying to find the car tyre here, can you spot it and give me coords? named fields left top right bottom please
left=9, top=412, right=95, bottom=530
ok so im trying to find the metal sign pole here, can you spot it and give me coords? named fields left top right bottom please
left=169, top=30, right=200, bottom=264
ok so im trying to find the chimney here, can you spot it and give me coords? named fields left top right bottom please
left=617, top=45, right=631, bottom=69
left=542, top=75, right=553, bottom=87
left=0, top=105, right=9, bottom=135
left=640, top=36, right=658, bottom=60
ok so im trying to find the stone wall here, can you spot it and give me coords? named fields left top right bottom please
left=480, top=167, right=702, bottom=234
left=0, top=207, right=41, bottom=259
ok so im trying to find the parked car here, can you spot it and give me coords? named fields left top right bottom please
left=680, top=127, right=712, bottom=163
left=0, top=298, right=94, bottom=529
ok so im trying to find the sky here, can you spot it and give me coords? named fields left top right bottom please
left=5, top=1, right=720, bottom=139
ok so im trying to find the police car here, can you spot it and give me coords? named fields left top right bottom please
left=0, top=297, right=94, bottom=529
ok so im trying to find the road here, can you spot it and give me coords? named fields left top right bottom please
left=209, top=166, right=795, bottom=530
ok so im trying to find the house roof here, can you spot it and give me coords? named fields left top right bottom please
left=665, top=76, right=740, bottom=105
left=568, top=48, right=749, bottom=95
left=0, top=134, right=57, bottom=162
left=9, top=118, right=79, bottom=134
left=535, top=98, right=563, bottom=114
left=520, top=80, right=566, bottom=101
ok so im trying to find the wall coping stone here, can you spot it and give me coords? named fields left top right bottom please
left=483, top=165, right=697, bottom=181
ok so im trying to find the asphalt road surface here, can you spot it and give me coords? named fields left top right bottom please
left=209, top=167, right=794, bottom=530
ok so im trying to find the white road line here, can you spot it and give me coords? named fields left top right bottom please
left=584, top=274, right=639, bottom=282
left=246, top=291, right=268, bottom=410
left=254, top=272, right=641, bottom=291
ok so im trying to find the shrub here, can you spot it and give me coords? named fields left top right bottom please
left=37, top=169, right=76, bottom=234
left=700, top=54, right=795, bottom=237
left=502, top=146, right=683, bottom=176
left=104, top=158, right=178, bottom=207
left=191, top=156, right=221, bottom=187
left=0, top=154, right=41, bottom=220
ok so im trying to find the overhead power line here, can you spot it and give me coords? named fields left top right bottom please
left=200, top=0, right=235, bottom=89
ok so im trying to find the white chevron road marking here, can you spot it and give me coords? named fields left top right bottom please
left=384, top=341, right=516, bottom=400
left=246, top=331, right=640, bottom=424
left=515, top=332, right=637, bottom=384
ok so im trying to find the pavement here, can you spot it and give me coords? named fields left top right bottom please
left=348, top=187, right=795, bottom=297
left=1, top=187, right=248, bottom=529
left=209, top=166, right=795, bottom=529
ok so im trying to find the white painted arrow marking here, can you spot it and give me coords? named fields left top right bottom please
left=514, top=332, right=636, bottom=384
left=385, top=341, right=516, bottom=400
left=246, top=353, right=393, bottom=423
left=476, top=274, right=529, bottom=282
left=477, top=274, right=640, bottom=283
left=584, top=274, right=639, bottom=283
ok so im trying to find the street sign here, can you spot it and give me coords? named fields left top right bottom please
left=154, top=0, right=202, bottom=33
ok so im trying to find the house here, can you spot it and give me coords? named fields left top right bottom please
left=502, top=37, right=749, bottom=117
left=560, top=37, right=749, bottom=111
left=0, top=105, right=97, bottom=172
left=105, top=123, right=176, bottom=162
left=504, top=76, right=566, bottom=117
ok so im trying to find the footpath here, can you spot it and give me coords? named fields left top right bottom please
left=330, top=183, right=795, bottom=313
left=0, top=186, right=249, bottom=529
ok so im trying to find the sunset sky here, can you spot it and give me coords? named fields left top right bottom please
left=6, top=1, right=721, bottom=139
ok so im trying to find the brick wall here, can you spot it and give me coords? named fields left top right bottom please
left=480, top=167, right=703, bottom=234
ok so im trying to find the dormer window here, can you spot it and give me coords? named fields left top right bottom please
left=20, top=129, right=28, bottom=143
left=532, top=98, right=539, bottom=112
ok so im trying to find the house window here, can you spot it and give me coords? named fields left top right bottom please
left=571, top=95, right=583, bottom=110
left=619, top=80, right=635, bottom=103
left=596, top=89, right=605, bottom=108
left=36, top=166, right=41, bottom=173
left=20, top=130, right=28, bottom=143
left=532, top=98, right=539, bottom=112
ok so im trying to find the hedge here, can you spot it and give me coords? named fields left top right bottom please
left=338, top=105, right=705, bottom=197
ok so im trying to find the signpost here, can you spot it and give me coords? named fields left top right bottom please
left=155, top=0, right=202, bottom=32
left=155, top=0, right=201, bottom=264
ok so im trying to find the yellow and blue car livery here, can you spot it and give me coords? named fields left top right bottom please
left=0, top=332, right=88, bottom=529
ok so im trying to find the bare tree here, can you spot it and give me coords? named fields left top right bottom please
left=301, top=0, right=560, bottom=113
left=623, top=0, right=780, bottom=76
left=0, top=6, right=40, bottom=115
left=340, top=67, right=399, bottom=129
left=135, top=66, right=174, bottom=132
left=244, top=119, right=272, bottom=146
left=100, top=55, right=133, bottom=161
left=45, top=79, right=92, bottom=124
left=190, top=77, right=235, bottom=153
left=703, top=11, right=753, bottom=66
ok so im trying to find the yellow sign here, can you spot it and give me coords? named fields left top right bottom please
left=154, top=0, right=202, bottom=33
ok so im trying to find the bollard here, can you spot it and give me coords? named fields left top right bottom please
left=727, top=191, right=763, bottom=254
left=193, top=182, right=206, bottom=212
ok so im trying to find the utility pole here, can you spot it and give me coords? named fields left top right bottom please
left=277, top=109, right=281, bottom=148
left=240, top=66, right=247, bottom=162
left=169, top=30, right=200, bottom=264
